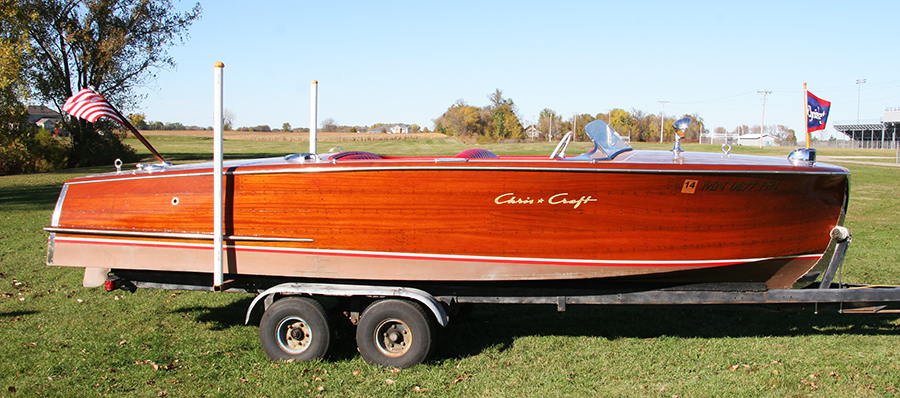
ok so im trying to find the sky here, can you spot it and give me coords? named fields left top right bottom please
left=136, top=1, right=900, bottom=140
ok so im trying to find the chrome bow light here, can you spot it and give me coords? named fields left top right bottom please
left=671, top=117, right=691, bottom=156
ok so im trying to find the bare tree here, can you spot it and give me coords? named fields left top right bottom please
left=320, top=117, right=338, bottom=132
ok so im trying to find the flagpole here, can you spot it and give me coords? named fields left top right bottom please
left=92, top=91, right=168, bottom=164
left=309, top=80, right=318, bottom=155
left=804, top=82, right=810, bottom=150
left=213, top=61, right=225, bottom=290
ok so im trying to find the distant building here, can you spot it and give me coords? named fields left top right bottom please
left=833, top=108, right=900, bottom=149
left=367, top=123, right=410, bottom=134
left=27, top=106, right=62, bottom=130
left=736, top=133, right=777, bottom=147
left=524, top=125, right=543, bottom=140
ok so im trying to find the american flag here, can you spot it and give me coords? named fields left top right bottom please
left=62, top=88, right=124, bottom=124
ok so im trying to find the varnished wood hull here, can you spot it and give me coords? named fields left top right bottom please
left=46, top=151, right=849, bottom=289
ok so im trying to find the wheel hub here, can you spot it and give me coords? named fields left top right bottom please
left=277, top=317, right=312, bottom=353
left=375, top=319, right=411, bottom=357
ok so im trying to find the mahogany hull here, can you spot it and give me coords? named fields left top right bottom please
left=46, top=151, right=849, bottom=289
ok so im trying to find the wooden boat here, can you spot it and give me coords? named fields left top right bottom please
left=45, top=119, right=849, bottom=290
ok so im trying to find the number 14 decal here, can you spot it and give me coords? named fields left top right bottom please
left=681, top=179, right=698, bottom=194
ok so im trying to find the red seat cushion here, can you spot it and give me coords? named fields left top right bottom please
left=328, top=151, right=384, bottom=160
left=455, top=148, right=499, bottom=159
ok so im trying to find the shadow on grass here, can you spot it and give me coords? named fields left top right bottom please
left=166, top=295, right=363, bottom=361
left=169, top=296, right=256, bottom=331
left=431, top=304, right=900, bottom=362
left=0, top=183, right=62, bottom=212
left=0, top=310, right=39, bottom=318
left=135, top=152, right=287, bottom=163
left=166, top=297, right=900, bottom=365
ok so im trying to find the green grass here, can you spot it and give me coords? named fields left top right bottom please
left=2, top=137, right=899, bottom=397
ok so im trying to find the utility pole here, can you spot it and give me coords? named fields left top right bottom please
left=547, top=114, right=553, bottom=142
left=856, top=78, right=866, bottom=123
left=699, top=121, right=704, bottom=144
left=659, top=101, right=669, bottom=144
left=757, top=90, right=772, bottom=148
left=573, top=113, right=577, bottom=141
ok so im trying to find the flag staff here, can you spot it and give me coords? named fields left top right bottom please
left=110, top=106, right=167, bottom=165
left=212, top=61, right=225, bottom=290
left=64, top=88, right=168, bottom=164
left=804, top=82, right=810, bottom=149
left=309, top=80, right=318, bottom=155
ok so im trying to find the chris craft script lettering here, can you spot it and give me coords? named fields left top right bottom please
left=494, top=193, right=597, bottom=209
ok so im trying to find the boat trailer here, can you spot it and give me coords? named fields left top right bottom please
left=104, top=228, right=900, bottom=368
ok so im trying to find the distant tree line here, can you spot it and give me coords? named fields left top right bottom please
left=431, top=89, right=711, bottom=143
left=434, top=89, right=797, bottom=145
left=126, top=113, right=205, bottom=131
left=126, top=94, right=796, bottom=146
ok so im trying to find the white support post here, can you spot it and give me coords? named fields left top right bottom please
left=213, top=62, right=225, bottom=289
left=309, top=80, right=318, bottom=155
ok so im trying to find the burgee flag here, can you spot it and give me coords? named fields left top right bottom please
left=63, top=88, right=124, bottom=124
left=806, top=91, right=830, bottom=133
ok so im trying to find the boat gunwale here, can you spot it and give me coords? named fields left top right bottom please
left=62, top=160, right=850, bottom=185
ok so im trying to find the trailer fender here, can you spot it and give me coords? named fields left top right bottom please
left=244, top=282, right=449, bottom=327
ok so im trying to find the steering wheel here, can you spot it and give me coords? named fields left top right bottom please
left=549, top=131, right=574, bottom=159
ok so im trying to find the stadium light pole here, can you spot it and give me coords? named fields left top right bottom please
left=856, top=78, right=866, bottom=124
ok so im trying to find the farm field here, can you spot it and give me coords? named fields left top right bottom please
left=137, top=130, right=449, bottom=142
left=1, top=135, right=899, bottom=397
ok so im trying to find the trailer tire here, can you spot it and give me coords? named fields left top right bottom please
left=356, top=299, right=433, bottom=368
left=259, top=297, right=332, bottom=362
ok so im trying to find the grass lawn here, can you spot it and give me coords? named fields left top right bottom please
left=1, top=137, right=899, bottom=397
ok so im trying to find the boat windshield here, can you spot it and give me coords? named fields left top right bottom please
left=581, top=119, right=632, bottom=160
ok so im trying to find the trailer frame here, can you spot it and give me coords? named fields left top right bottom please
left=102, top=229, right=900, bottom=367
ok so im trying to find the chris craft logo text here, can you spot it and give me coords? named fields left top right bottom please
left=494, top=193, right=597, bottom=209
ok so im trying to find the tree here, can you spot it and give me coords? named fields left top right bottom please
left=434, top=99, right=487, bottom=138
left=320, top=117, right=338, bottom=132
left=773, top=125, right=796, bottom=145
left=632, top=108, right=665, bottom=142
left=127, top=113, right=148, bottom=130
left=607, top=109, right=632, bottom=140
left=22, top=0, right=201, bottom=166
left=223, top=108, right=235, bottom=131
left=570, top=113, right=596, bottom=141
left=539, top=109, right=562, bottom=142
left=282, top=122, right=291, bottom=132
left=0, top=2, right=31, bottom=130
left=0, top=3, right=33, bottom=174
left=434, top=91, right=525, bottom=142
left=486, top=89, right=523, bottom=141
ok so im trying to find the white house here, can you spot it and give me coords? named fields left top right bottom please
left=367, top=123, right=410, bottom=134
left=524, top=125, right=543, bottom=140
left=737, top=133, right=778, bottom=147
left=27, top=106, right=62, bottom=130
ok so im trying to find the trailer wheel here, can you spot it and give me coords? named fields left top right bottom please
left=356, top=299, right=433, bottom=368
left=259, top=297, right=332, bottom=361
